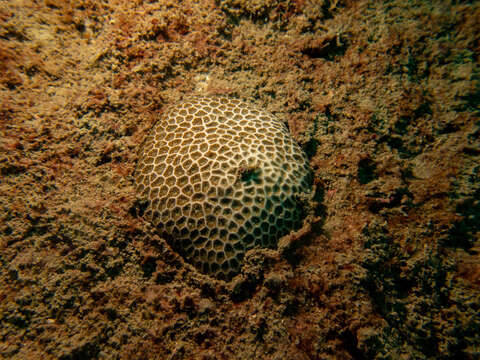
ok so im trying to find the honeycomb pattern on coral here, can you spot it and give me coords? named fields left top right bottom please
left=135, top=96, right=312, bottom=279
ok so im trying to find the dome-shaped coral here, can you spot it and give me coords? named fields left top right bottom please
left=135, top=96, right=312, bottom=279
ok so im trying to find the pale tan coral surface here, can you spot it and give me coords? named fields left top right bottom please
left=135, top=95, right=311, bottom=279
left=0, top=1, right=479, bottom=359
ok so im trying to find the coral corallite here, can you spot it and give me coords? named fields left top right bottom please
left=135, top=96, right=312, bottom=279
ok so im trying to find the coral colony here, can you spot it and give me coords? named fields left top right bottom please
left=135, top=96, right=312, bottom=279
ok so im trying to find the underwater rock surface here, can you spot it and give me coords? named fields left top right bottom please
left=0, top=1, right=478, bottom=359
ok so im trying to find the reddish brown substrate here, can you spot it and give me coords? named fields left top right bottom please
left=1, top=1, right=479, bottom=359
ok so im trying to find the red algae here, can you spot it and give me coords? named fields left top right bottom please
left=0, top=1, right=479, bottom=359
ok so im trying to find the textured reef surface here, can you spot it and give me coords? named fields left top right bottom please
left=0, top=1, right=479, bottom=359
